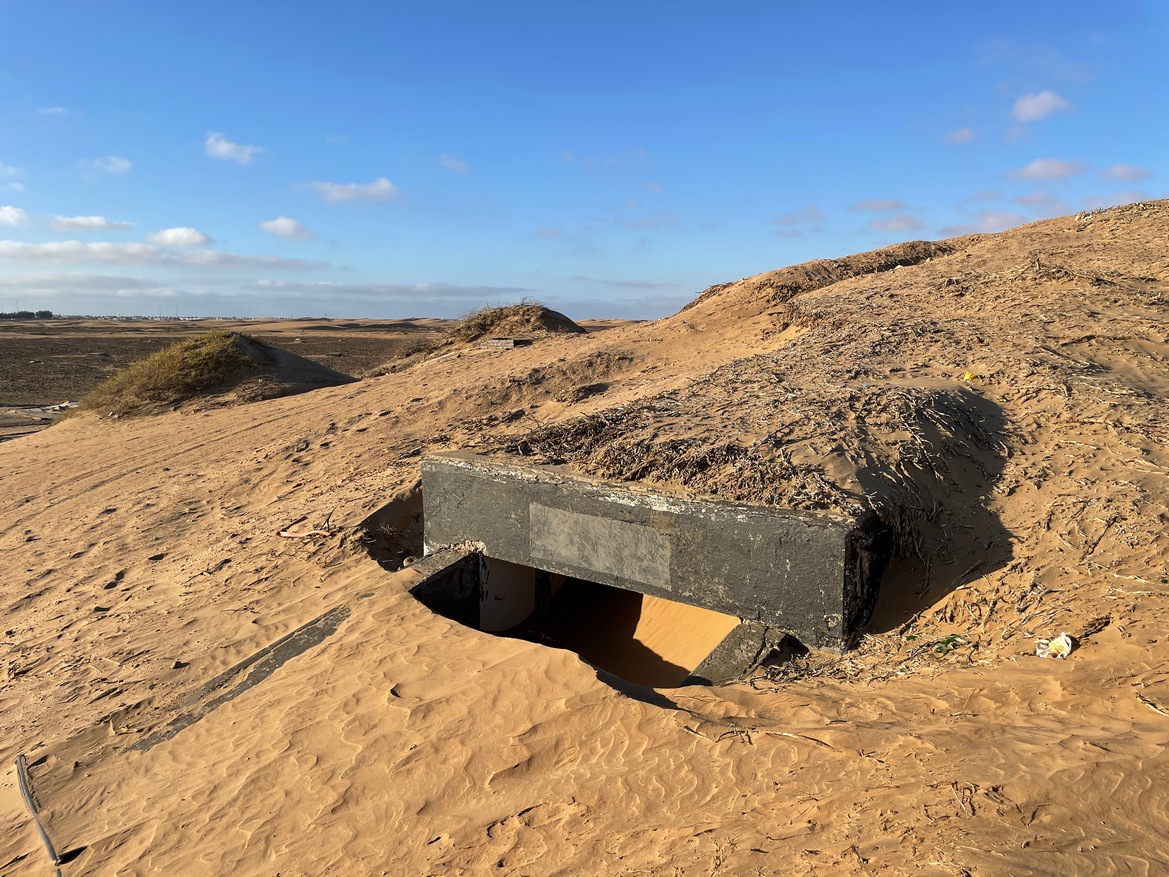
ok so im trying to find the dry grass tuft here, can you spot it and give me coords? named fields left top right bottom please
left=78, top=331, right=262, bottom=416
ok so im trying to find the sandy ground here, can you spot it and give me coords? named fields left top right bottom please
left=1, top=203, right=1168, bottom=875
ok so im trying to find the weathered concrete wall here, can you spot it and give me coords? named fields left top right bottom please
left=422, top=452, right=888, bottom=650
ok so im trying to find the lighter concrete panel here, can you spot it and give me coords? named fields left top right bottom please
left=530, top=503, right=671, bottom=588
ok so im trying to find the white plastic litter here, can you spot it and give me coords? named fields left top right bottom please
left=1036, top=633, right=1076, bottom=659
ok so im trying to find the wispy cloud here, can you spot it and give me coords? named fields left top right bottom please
left=37, top=106, right=67, bottom=117
left=307, top=177, right=397, bottom=203
left=260, top=216, right=316, bottom=240
left=0, top=205, right=29, bottom=226
left=977, top=37, right=1089, bottom=83
left=595, top=211, right=677, bottom=230
left=1010, top=191, right=1069, bottom=218
left=939, top=211, right=1027, bottom=236
left=851, top=199, right=908, bottom=212
left=79, top=155, right=132, bottom=175
left=645, top=181, right=663, bottom=193
left=1099, top=163, right=1152, bottom=182
left=0, top=273, right=166, bottom=292
left=0, top=240, right=321, bottom=270
left=1012, top=90, right=1073, bottom=122
left=52, top=215, right=135, bottom=231
left=770, top=204, right=824, bottom=238
left=245, top=279, right=529, bottom=303
left=204, top=132, right=263, bottom=164
left=945, top=128, right=977, bottom=144
left=0, top=164, right=23, bottom=192
left=439, top=154, right=469, bottom=173
left=1009, top=158, right=1085, bottom=180
left=537, top=226, right=561, bottom=238
left=570, top=275, right=676, bottom=290
left=148, top=227, right=212, bottom=246
left=1081, top=191, right=1149, bottom=211
left=869, top=214, right=923, bottom=233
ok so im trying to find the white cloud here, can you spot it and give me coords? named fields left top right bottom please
left=945, top=128, right=977, bottom=143
left=307, top=177, right=397, bottom=203
left=1099, top=163, right=1152, bottom=182
left=537, top=226, right=561, bottom=238
left=79, top=155, right=133, bottom=175
left=260, top=216, right=316, bottom=240
left=0, top=205, right=29, bottom=226
left=851, top=199, right=908, bottom=212
left=939, top=211, right=1028, bottom=236
left=559, top=151, right=574, bottom=162
left=204, top=132, right=263, bottom=164
left=439, top=154, right=469, bottom=173
left=1012, top=90, right=1073, bottom=122
left=148, top=227, right=212, bottom=246
left=645, top=181, right=663, bottom=193
left=4, top=182, right=24, bottom=192
left=37, top=106, right=67, bottom=117
left=0, top=239, right=322, bottom=270
left=869, top=214, right=924, bottom=233
left=52, top=215, right=135, bottom=232
left=0, top=163, right=19, bottom=178
left=1009, top=158, right=1085, bottom=180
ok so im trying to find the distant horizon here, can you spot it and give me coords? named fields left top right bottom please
left=2, top=1, right=1166, bottom=320
left=0, top=307, right=643, bottom=324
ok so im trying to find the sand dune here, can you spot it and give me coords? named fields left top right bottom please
left=2, top=202, right=1169, bottom=874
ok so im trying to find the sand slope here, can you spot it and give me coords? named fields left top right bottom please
left=2, top=202, right=1168, bottom=875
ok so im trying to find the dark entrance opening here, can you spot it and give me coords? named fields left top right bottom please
left=408, top=552, right=741, bottom=688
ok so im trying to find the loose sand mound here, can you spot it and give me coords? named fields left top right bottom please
left=368, top=302, right=586, bottom=375
left=76, top=330, right=356, bottom=416
left=443, top=302, right=585, bottom=345
left=2, top=202, right=1168, bottom=875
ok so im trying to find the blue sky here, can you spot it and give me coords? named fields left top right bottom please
left=0, top=1, right=1165, bottom=319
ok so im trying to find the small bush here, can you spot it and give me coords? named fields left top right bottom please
left=79, top=331, right=263, bottom=416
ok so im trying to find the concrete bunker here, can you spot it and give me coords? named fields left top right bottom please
left=410, top=453, right=891, bottom=686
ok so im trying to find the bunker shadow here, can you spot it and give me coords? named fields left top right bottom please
left=856, top=386, right=1015, bottom=633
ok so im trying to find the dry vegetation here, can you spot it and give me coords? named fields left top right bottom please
left=77, top=331, right=261, bottom=416
left=365, top=301, right=585, bottom=375
left=74, top=329, right=359, bottom=417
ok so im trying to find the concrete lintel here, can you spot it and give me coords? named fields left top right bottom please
left=422, top=453, right=889, bottom=650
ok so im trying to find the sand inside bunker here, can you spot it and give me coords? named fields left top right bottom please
left=1, top=202, right=1168, bottom=875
